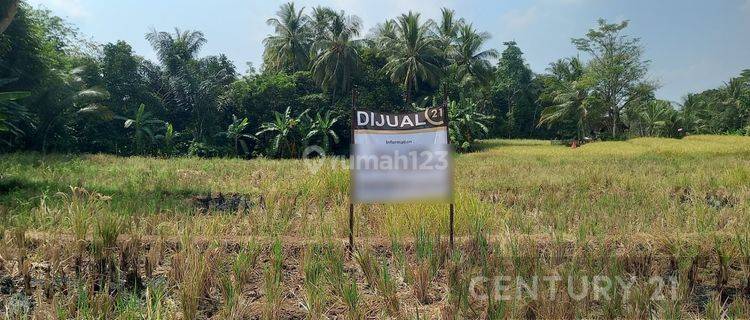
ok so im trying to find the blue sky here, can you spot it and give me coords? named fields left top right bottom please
left=27, top=0, right=750, bottom=101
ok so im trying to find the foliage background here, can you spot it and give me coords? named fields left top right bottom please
left=1, top=2, right=748, bottom=158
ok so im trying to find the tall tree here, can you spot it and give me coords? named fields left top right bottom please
left=434, top=8, right=463, bottom=54
left=433, top=8, right=463, bottom=101
left=146, top=29, right=234, bottom=142
left=492, top=41, right=537, bottom=137
left=94, top=41, right=160, bottom=153
left=678, top=71, right=749, bottom=135
left=451, top=24, right=497, bottom=86
left=0, top=4, right=92, bottom=152
left=309, top=6, right=336, bottom=45
left=678, top=93, right=705, bottom=133
left=145, top=28, right=206, bottom=74
left=102, top=41, right=154, bottom=113
left=572, top=19, right=650, bottom=138
left=719, top=76, right=750, bottom=132
left=538, top=57, right=596, bottom=140
left=0, top=0, right=19, bottom=34
left=310, top=10, right=361, bottom=97
left=370, top=19, right=397, bottom=52
left=381, top=12, right=443, bottom=104
left=627, top=100, right=679, bottom=137
left=263, top=2, right=312, bottom=72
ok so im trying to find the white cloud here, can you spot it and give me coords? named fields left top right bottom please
left=27, top=0, right=88, bottom=18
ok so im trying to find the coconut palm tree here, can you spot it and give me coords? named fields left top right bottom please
left=145, top=28, right=206, bottom=73
left=547, top=57, right=584, bottom=83
left=304, top=111, right=340, bottom=152
left=381, top=12, right=443, bottom=104
left=145, top=28, right=230, bottom=142
left=371, top=19, right=397, bottom=51
left=116, top=104, right=164, bottom=155
left=538, top=81, right=591, bottom=140
left=263, top=2, right=312, bottom=72
left=633, top=100, right=672, bottom=136
left=678, top=93, right=705, bottom=133
left=451, top=24, right=498, bottom=86
left=310, top=11, right=362, bottom=97
left=309, top=6, right=336, bottom=46
left=434, top=8, right=463, bottom=52
left=720, top=77, right=750, bottom=132
left=433, top=8, right=464, bottom=100
left=257, top=107, right=309, bottom=158
left=538, top=58, right=593, bottom=140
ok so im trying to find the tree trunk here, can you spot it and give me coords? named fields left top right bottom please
left=405, top=81, right=412, bottom=106
left=530, top=103, right=539, bottom=136
left=0, top=0, right=20, bottom=35
left=507, top=89, right=518, bottom=138
left=611, top=108, right=618, bottom=138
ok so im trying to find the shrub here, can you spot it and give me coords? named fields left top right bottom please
left=188, top=141, right=220, bottom=158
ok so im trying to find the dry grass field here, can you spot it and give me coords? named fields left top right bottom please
left=1, top=135, right=749, bottom=318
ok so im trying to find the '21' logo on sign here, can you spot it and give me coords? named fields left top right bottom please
left=425, top=107, right=445, bottom=126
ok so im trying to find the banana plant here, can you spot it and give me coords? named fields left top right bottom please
left=448, top=99, right=492, bottom=151
left=0, top=92, right=30, bottom=131
left=257, top=107, right=309, bottom=158
left=154, top=122, right=179, bottom=156
left=218, top=115, right=256, bottom=157
left=304, top=111, right=340, bottom=153
left=0, top=78, right=32, bottom=146
left=115, top=104, right=164, bottom=155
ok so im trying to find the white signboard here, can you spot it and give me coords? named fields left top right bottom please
left=351, top=106, right=452, bottom=203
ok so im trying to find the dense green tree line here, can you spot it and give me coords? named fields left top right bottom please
left=1, top=3, right=748, bottom=158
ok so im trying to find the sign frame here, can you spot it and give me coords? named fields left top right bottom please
left=348, top=91, right=454, bottom=250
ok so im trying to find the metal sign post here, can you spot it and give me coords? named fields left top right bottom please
left=445, top=101, right=454, bottom=249
left=349, top=89, right=357, bottom=252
